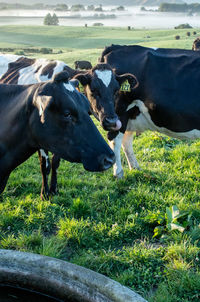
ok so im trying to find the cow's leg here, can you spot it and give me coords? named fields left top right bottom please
left=109, top=132, right=124, bottom=178
left=122, top=131, right=140, bottom=170
left=38, top=149, right=51, bottom=199
left=50, top=154, right=60, bottom=195
left=0, top=173, right=10, bottom=196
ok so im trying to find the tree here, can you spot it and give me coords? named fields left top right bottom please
left=43, top=13, right=59, bottom=26
left=87, top=5, right=94, bottom=11
left=117, top=6, right=125, bottom=11
left=52, top=13, right=59, bottom=26
left=44, top=13, right=52, bottom=25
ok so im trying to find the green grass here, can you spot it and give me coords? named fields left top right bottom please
left=0, top=25, right=200, bottom=301
left=0, top=25, right=198, bottom=65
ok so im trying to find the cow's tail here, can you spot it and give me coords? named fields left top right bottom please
left=99, top=44, right=123, bottom=62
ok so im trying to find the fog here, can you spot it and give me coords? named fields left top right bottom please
left=0, top=6, right=199, bottom=29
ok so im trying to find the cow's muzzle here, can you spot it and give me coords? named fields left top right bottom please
left=99, top=153, right=116, bottom=171
left=102, top=117, right=122, bottom=131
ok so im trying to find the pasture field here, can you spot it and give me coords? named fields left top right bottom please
left=0, top=26, right=200, bottom=302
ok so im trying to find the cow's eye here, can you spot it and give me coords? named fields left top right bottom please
left=63, top=112, right=72, bottom=121
left=91, top=89, right=100, bottom=98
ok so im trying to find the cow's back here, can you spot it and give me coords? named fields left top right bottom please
left=0, top=54, right=74, bottom=85
left=103, top=45, right=200, bottom=133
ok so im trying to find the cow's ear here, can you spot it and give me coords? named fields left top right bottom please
left=69, top=79, right=79, bottom=88
left=53, top=71, right=69, bottom=83
left=73, top=73, right=92, bottom=93
left=73, top=73, right=92, bottom=86
left=34, top=95, right=53, bottom=123
left=116, top=73, right=139, bottom=92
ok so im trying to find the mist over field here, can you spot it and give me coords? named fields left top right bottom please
left=4, top=0, right=200, bottom=4
left=1, top=5, right=200, bottom=28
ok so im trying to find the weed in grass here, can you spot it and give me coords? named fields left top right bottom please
left=69, top=197, right=91, bottom=219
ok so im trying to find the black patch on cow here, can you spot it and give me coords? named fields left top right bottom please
left=92, top=63, right=112, bottom=72
left=128, top=106, right=140, bottom=119
left=192, top=37, right=200, bottom=51
left=53, top=71, right=69, bottom=83
left=0, top=57, right=35, bottom=84
left=35, top=65, right=42, bottom=74
left=99, top=44, right=123, bottom=62
left=0, top=143, right=6, bottom=158
left=107, top=130, right=119, bottom=141
left=107, top=106, right=140, bottom=141
left=41, top=62, right=57, bottom=79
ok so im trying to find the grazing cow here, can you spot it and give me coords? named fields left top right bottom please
left=192, top=37, right=200, bottom=51
left=0, top=71, right=115, bottom=195
left=74, top=60, right=92, bottom=70
left=100, top=44, right=200, bottom=177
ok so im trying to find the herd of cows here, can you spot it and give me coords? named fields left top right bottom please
left=1, top=38, right=200, bottom=198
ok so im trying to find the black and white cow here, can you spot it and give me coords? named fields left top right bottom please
left=0, top=54, right=137, bottom=197
left=192, top=37, right=200, bottom=51
left=100, top=44, right=200, bottom=177
left=0, top=71, right=115, bottom=195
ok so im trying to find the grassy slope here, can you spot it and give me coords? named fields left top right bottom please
left=0, top=26, right=200, bottom=301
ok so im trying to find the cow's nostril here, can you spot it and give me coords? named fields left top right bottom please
left=104, top=117, right=118, bottom=125
left=103, top=117, right=122, bottom=131
left=101, top=154, right=115, bottom=170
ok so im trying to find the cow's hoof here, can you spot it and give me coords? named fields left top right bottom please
left=114, top=170, right=124, bottom=179
left=40, top=191, right=50, bottom=200
left=133, top=165, right=141, bottom=171
left=50, top=188, right=58, bottom=196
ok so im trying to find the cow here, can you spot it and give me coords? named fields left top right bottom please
left=74, top=60, right=92, bottom=70
left=192, top=37, right=200, bottom=51
left=0, top=71, right=115, bottom=195
left=99, top=44, right=200, bottom=178
left=0, top=54, right=137, bottom=197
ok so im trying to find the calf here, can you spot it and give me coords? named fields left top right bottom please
left=0, top=54, right=137, bottom=197
left=100, top=44, right=200, bottom=177
left=0, top=71, right=115, bottom=195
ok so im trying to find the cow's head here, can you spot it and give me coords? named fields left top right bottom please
left=74, top=63, right=138, bottom=131
left=192, top=37, right=200, bottom=51
left=31, top=71, right=115, bottom=172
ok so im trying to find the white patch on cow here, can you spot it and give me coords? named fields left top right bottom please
left=126, top=100, right=200, bottom=140
left=0, top=53, right=20, bottom=79
left=151, top=47, right=158, bottom=50
left=122, top=131, right=140, bottom=170
left=18, top=59, right=68, bottom=84
left=109, top=132, right=124, bottom=178
left=39, top=102, right=44, bottom=116
left=95, top=70, right=112, bottom=87
left=52, top=61, right=67, bottom=75
left=126, top=102, right=136, bottom=111
left=64, top=82, right=75, bottom=92
left=40, top=149, right=49, bottom=168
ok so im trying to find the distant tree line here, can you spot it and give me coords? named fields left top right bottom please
left=0, top=3, right=124, bottom=12
left=159, top=3, right=200, bottom=13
